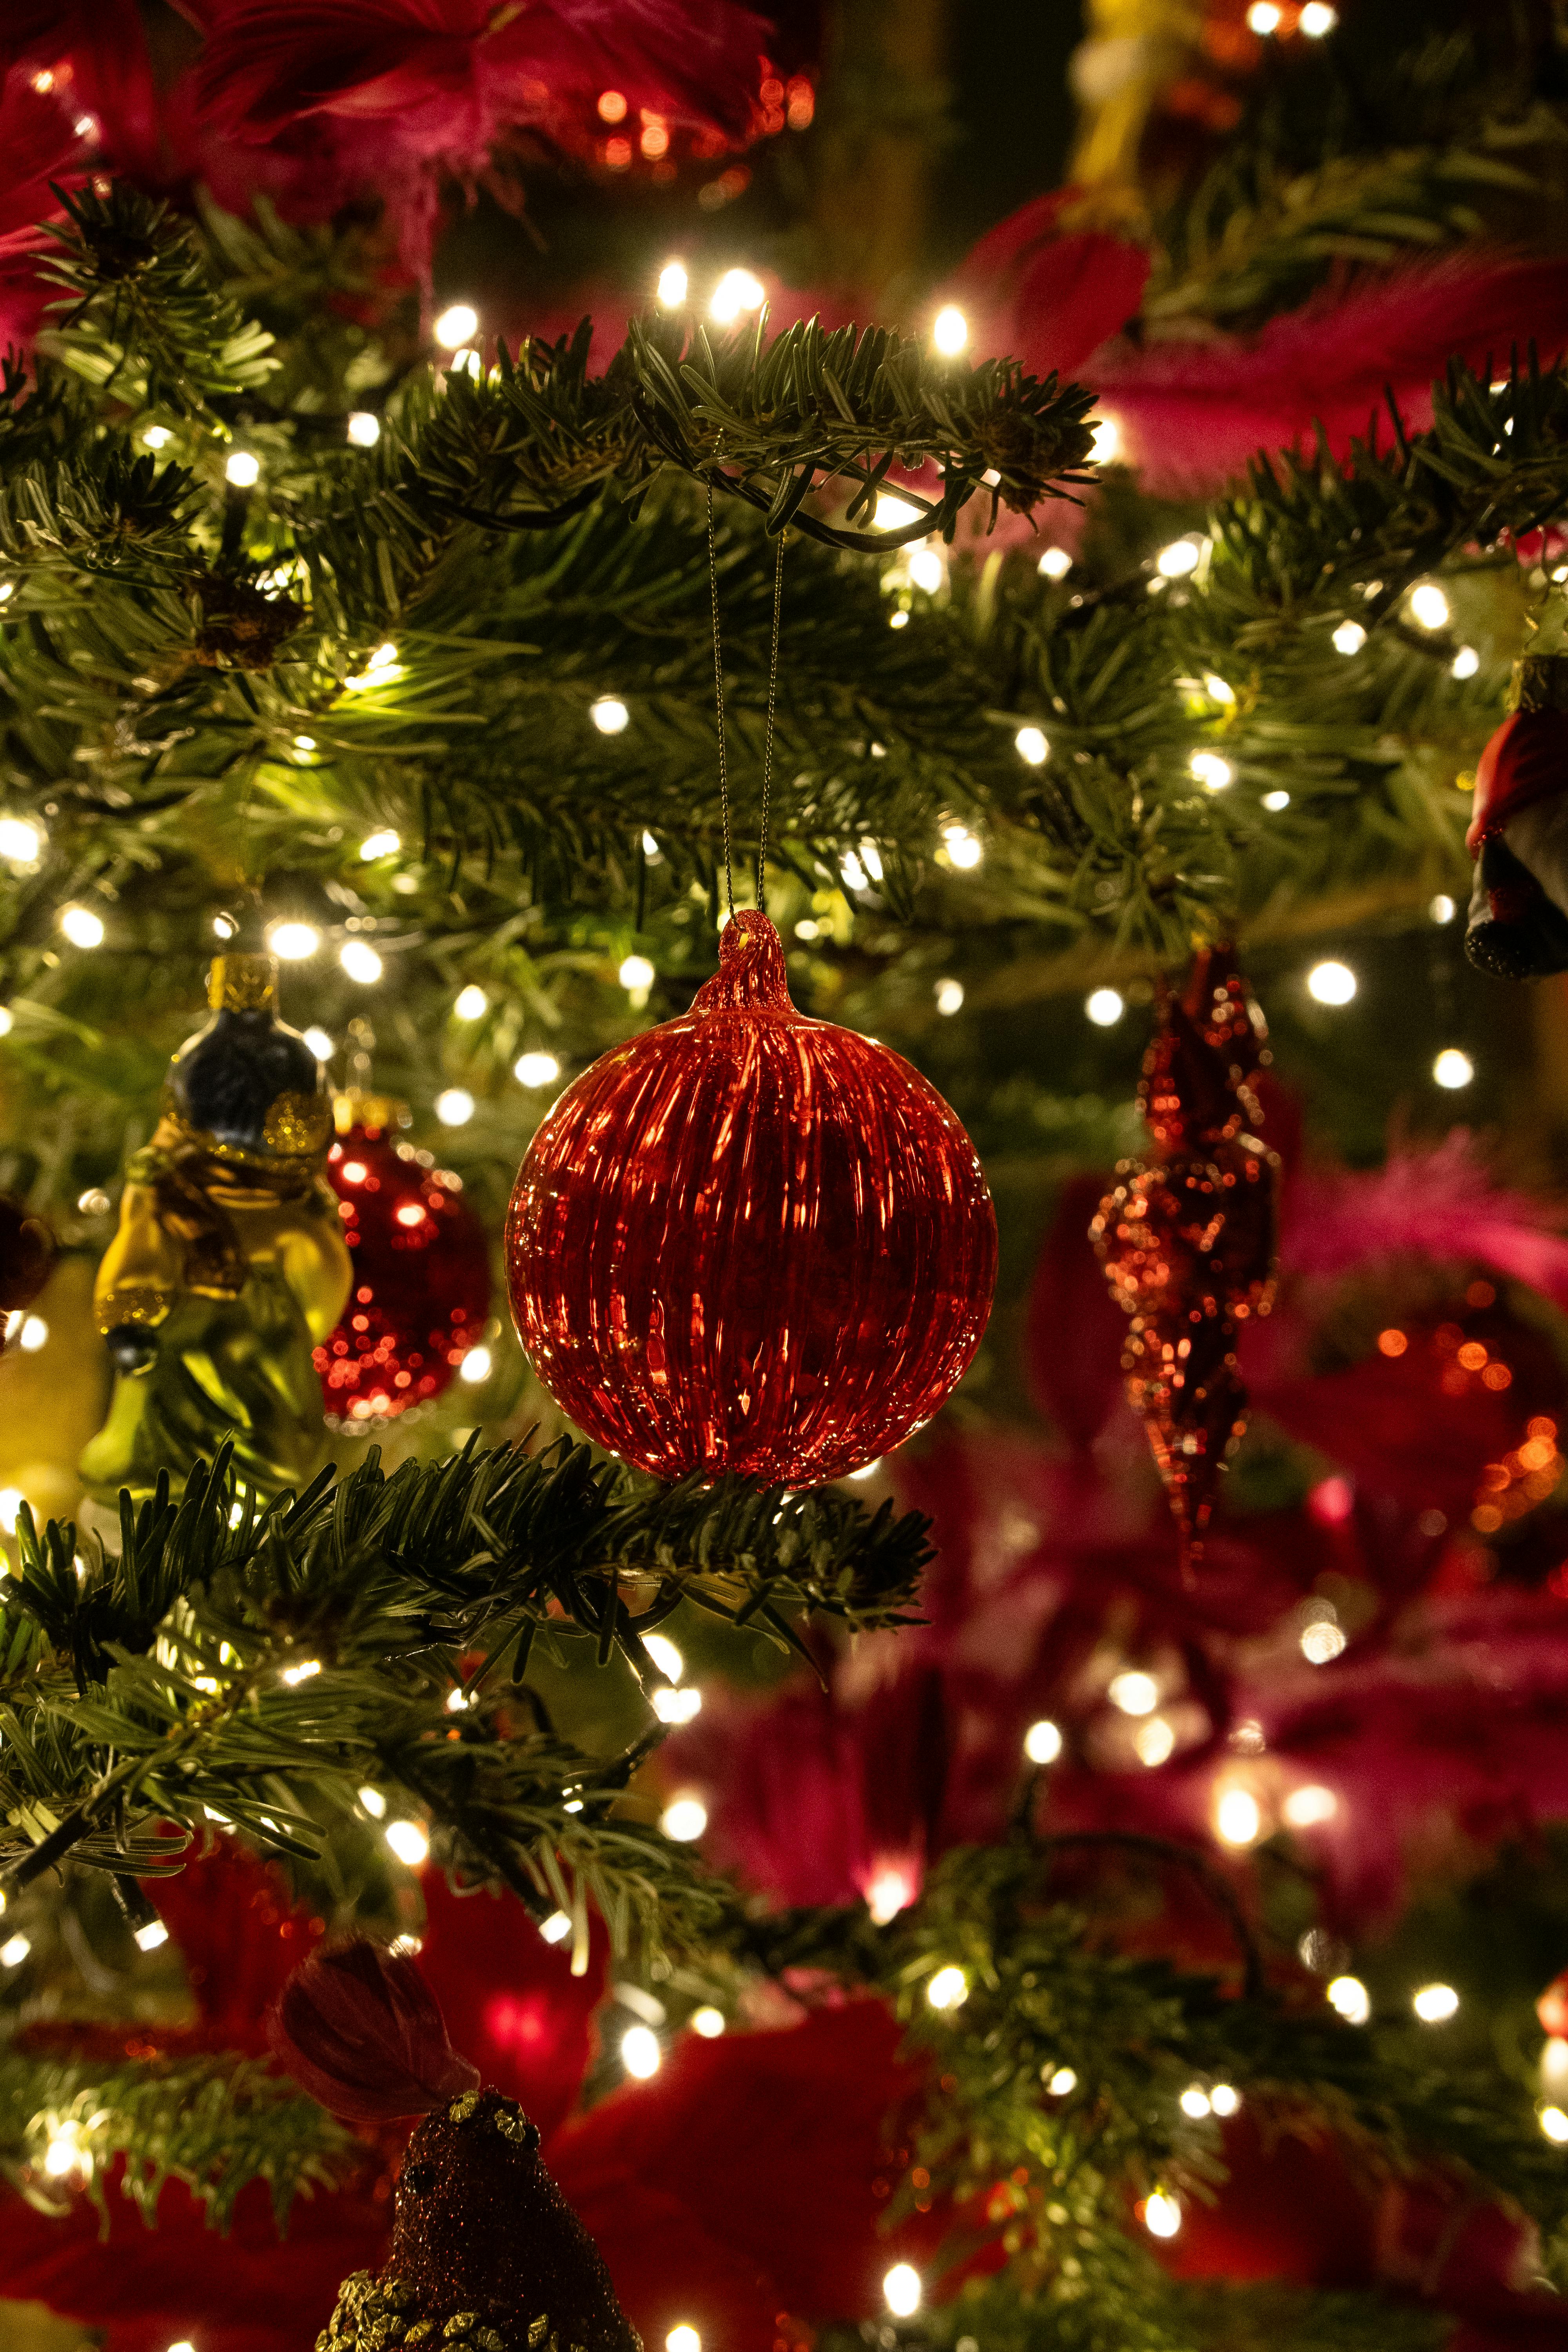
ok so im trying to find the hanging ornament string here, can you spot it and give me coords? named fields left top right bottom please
left=706, top=481, right=786, bottom=920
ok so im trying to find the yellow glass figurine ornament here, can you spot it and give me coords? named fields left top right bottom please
left=78, top=950, right=352, bottom=1503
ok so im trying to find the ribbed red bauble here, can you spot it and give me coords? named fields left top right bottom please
left=318, top=1096, right=492, bottom=1425
left=505, top=911, right=996, bottom=1485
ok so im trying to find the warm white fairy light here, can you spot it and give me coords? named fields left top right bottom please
left=1091, top=414, right=1122, bottom=463
left=1, top=1932, right=30, bottom=1966
left=267, top=921, right=319, bottom=960
left=1307, top=960, right=1356, bottom=1005
left=1215, top=1788, right=1262, bottom=1847
left=281, top=1659, right=322, bottom=1685
left=1409, top=582, right=1450, bottom=630
left=348, top=645, right=405, bottom=701
left=434, top=303, right=478, bottom=349
left=888, top=610, right=909, bottom=629
left=710, top=269, right=765, bottom=325
left=224, top=450, right=261, bottom=488
left=0, top=1488, right=25, bottom=1535
left=455, top=984, right=488, bottom=1020
left=592, top=697, right=629, bottom=734
left=41, top=2118, right=93, bottom=2181
left=1430, top=894, right=1456, bottom=924
left=134, top=1918, right=169, bottom=1953
left=143, top=425, right=172, bottom=450
left=1210, top=2084, right=1241, bottom=2116
left=933, top=304, right=968, bottom=356
left=1332, top=620, right=1367, bottom=655
left=1134, top=1717, right=1176, bottom=1767
left=1109, top=1670, right=1159, bottom=1716
left=539, top=1910, right=572, bottom=1944
left=926, top=1965, right=968, bottom=2011
left=1246, top=2, right=1281, bottom=29
left=436, top=1088, right=475, bottom=1127
left=1203, top=672, right=1236, bottom=706
left=875, top=492, right=923, bottom=532
left=1413, top=1982, right=1459, bottom=2023
left=360, top=829, right=400, bottom=859
left=1180, top=2086, right=1211, bottom=2118
left=864, top=1863, right=918, bottom=1924
left=18, top=1316, right=46, bottom=1354
left=657, top=261, right=689, bottom=306
left=1015, top=724, right=1049, bottom=765
left=908, top=546, right=945, bottom=593
left=1191, top=751, right=1233, bottom=790
left=1300, top=1618, right=1347, bottom=1664
left=385, top=1819, right=430, bottom=1867
left=1262, top=789, right=1290, bottom=811
left=1451, top=645, right=1480, bottom=679
left=61, top=906, right=104, bottom=949
left=0, top=819, right=42, bottom=864
left=1024, top=1718, right=1063, bottom=1765
left=652, top=1686, right=702, bottom=1724
left=621, top=2024, right=662, bottom=2079
left=1157, top=538, right=1201, bottom=579
left=1283, top=1784, right=1338, bottom=1828
left=883, top=2266, right=921, bottom=2318
left=358, top=1785, right=387, bottom=1817
left=1542, top=2106, right=1568, bottom=2143
left=1143, top=2191, right=1181, bottom=2239
left=340, top=941, right=383, bottom=984
left=459, top=1345, right=492, bottom=1385
left=347, top=411, right=381, bottom=447
left=935, top=978, right=965, bottom=1016
left=667, top=2328, right=701, bottom=2352
left=660, top=1795, right=708, bottom=1841
left=690, top=2007, right=726, bottom=2039
left=1300, top=1, right=1338, bottom=29
left=1086, top=987, right=1123, bottom=1027
left=1038, top=546, right=1072, bottom=581
left=1328, top=1975, right=1370, bottom=2024
left=515, top=1051, right=561, bottom=1087
left=619, top=953, right=655, bottom=991
left=643, top=1633, right=684, bottom=1683
left=942, top=823, right=983, bottom=869
left=1434, top=1047, right=1474, bottom=1089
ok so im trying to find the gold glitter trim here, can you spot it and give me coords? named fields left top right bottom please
left=207, top=953, right=278, bottom=1012
left=263, top=1089, right=333, bottom=1155
left=1512, top=654, right=1568, bottom=714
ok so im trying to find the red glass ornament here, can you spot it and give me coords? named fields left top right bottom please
left=1091, top=946, right=1278, bottom=1565
left=318, top=1103, right=492, bottom=1425
left=506, top=911, right=996, bottom=1485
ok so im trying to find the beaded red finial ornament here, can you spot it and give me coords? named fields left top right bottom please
left=506, top=502, right=996, bottom=1485
left=1090, top=944, right=1278, bottom=1568
left=271, top=1940, right=641, bottom=2352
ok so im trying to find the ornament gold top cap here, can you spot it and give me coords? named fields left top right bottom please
left=1512, top=654, right=1568, bottom=714
left=207, top=953, right=279, bottom=1012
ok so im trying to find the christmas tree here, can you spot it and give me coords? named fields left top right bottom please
left=5, top=3, right=1568, bottom=2349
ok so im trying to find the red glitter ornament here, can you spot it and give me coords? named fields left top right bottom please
left=318, top=1097, right=492, bottom=1425
left=1090, top=946, right=1279, bottom=1565
left=505, top=911, right=996, bottom=1485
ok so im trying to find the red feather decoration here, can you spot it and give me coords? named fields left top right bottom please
left=267, top=1938, right=480, bottom=2123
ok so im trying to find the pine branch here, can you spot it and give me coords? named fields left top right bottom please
left=0, top=1439, right=928, bottom=1922
left=0, top=2045, right=359, bottom=2230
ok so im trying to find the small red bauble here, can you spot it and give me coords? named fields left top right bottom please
left=505, top=911, right=996, bottom=1485
left=318, top=1098, right=492, bottom=1425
